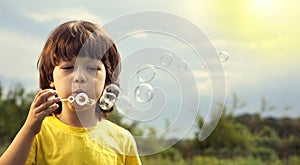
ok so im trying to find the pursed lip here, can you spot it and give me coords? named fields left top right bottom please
left=72, top=88, right=86, bottom=95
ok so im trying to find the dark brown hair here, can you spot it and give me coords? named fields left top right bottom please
left=37, top=20, right=121, bottom=115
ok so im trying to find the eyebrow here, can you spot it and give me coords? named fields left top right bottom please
left=58, top=60, right=74, bottom=65
left=59, top=58, right=103, bottom=65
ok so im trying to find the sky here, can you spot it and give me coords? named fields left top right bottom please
left=0, top=0, right=300, bottom=141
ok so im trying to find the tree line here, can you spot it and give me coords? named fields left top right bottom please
left=0, top=83, right=300, bottom=164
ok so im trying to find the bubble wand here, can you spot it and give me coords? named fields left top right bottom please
left=60, top=93, right=96, bottom=106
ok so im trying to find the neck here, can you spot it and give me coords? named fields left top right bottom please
left=58, top=105, right=99, bottom=128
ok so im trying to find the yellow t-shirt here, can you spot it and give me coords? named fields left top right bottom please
left=26, top=115, right=142, bottom=165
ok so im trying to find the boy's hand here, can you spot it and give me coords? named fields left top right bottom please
left=24, top=89, right=60, bottom=135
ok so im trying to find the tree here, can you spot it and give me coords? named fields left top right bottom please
left=0, top=83, right=35, bottom=153
left=252, top=126, right=279, bottom=161
left=195, top=94, right=253, bottom=158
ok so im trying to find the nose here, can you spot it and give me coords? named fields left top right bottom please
left=73, top=68, right=87, bottom=83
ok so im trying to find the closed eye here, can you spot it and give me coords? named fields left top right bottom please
left=87, top=66, right=100, bottom=71
left=62, top=66, right=74, bottom=70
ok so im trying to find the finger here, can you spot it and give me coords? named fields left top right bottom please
left=34, top=89, right=57, bottom=107
left=33, top=90, right=52, bottom=107
left=36, top=103, right=59, bottom=119
left=46, top=103, right=59, bottom=114
left=34, top=97, right=60, bottom=114
left=34, top=88, right=55, bottom=99
left=38, top=97, right=60, bottom=112
left=32, top=89, right=49, bottom=103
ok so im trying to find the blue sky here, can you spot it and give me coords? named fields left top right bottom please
left=1, top=1, right=300, bottom=141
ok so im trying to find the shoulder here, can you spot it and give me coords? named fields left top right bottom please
left=41, top=115, right=59, bottom=130
left=43, top=115, right=55, bottom=124
left=101, top=119, right=132, bottom=137
left=92, top=119, right=138, bottom=155
left=37, top=115, right=67, bottom=136
left=39, top=115, right=55, bottom=130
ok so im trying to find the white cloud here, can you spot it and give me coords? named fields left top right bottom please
left=22, top=7, right=102, bottom=24
left=0, top=28, right=40, bottom=82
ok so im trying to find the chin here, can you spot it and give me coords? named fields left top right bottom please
left=73, top=103, right=95, bottom=112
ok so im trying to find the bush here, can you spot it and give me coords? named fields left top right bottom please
left=141, top=149, right=187, bottom=165
left=190, top=156, right=267, bottom=165
left=252, top=147, right=278, bottom=162
left=284, top=156, right=300, bottom=165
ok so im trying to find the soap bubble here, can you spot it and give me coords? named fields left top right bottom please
left=103, top=92, right=117, bottom=104
left=104, top=84, right=121, bottom=97
left=160, top=53, right=173, bottom=66
left=134, top=83, right=154, bottom=103
left=136, top=65, right=156, bottom=83
left=99, top=99, right=110, bottom=110
left=99, top=84, right=120, bottom=110
left=96, top=11, right=226, bottom=156
left=99, top=92, right=117, bottom=110
left=219, top=51, right=229, bottom=62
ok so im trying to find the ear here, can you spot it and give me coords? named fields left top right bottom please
left=49, top=81, right=55, bottom=88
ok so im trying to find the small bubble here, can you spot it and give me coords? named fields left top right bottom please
left=219, top=51, right=229, bottom=62
left=105, top=84, right=121, bottom=96
left=100, top=93, right=116, bottom=110
left=137, top=65, right=156, bottom=83
left=103, top=92, right=117, bottom=103
left=99, top=84, right=120, bottom=110
left=178, top=61, right=188, bottom=71
left=134, top=83, right=154, bottom=103
left=160, top=53, right=173, bottom=66
left=99, top=96, right=113, bottom=110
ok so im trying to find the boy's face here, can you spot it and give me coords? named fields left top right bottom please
left=50, top=56, right=106, bottom=110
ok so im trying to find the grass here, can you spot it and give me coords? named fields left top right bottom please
left=141, top=156, right=300, bottom=165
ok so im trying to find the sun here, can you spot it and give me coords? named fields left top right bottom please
left=255, top=0, right=272, bottom=10
left=252, top=0, right=281, bottom=14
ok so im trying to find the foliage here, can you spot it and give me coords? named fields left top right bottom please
left=195, top=99, right=254, bottom=158
left=141, top=147, right=187, bottom=165
left=0, top=83, right=35, bottom=149
left=1, top=83, right=300, bottom=164
left=252, top=147, right=278, bottom=162
left=197, top=116, right=253, bottom=157
left=190, top=156, right=267, bottom=165
left=251, top=126, right=280, bottom=161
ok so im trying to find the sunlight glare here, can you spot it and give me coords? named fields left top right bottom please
left=253, top=0, right=280, bottom=13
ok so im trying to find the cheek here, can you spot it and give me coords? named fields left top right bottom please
left=53, top=79, right=69, bottom=98
left=52, top=69, right=72, bottom=96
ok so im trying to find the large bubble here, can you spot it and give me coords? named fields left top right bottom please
left=74, top=11, right=226, bottom=156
